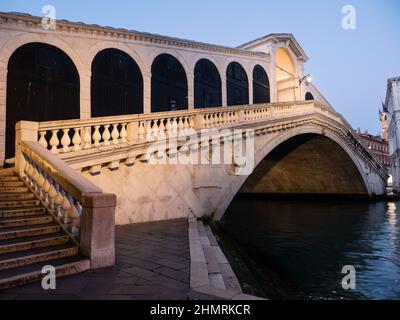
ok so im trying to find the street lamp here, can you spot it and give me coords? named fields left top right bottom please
left=299, top=74, right=312, bottom=85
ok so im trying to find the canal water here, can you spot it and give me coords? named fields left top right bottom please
left=220, top=197, right=400, bottom=300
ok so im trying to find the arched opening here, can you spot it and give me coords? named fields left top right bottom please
left=91, top=48, right=143, bottom=117
left=305, top=92, right=314, bottom=101
left=194, top=59, right=222, bottom=108
left=6, top=42, right=80, bottom=160
left=275, top=47, right=296, bottom=102
left=151, top=54, right=188, bottom=112
left=226, top=62, right=248, bottom=106
left=253, top=65, right=270, bottom=104
left=240, top=134, right=368, bottom=196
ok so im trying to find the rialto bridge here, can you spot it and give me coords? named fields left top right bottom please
left=0, top=12, right=388, bottom=228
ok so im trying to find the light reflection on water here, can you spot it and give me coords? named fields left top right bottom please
left=221, top=198, right=400, bottom=300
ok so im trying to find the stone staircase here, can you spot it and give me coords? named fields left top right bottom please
left=0, top=171, right=90, bottom=290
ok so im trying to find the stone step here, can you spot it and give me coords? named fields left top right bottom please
left=0, top=181, right=24, bottom=187
left=0, top=176, right=19, bottom=182
left=0, top=206, right=46, bottom=218
left=0, top=256, right=90, bottom=290
left=0, top=215, right=53, bottom=229
left=0, top=187, right=29, bottom=193
left=0, top=244, right=79, bottom=271
left=0, top=224, right=61, bottom=240
left=0, top=193, right=35, bottom=201
left=0, top=234, right=70, bottom=254
left=0, top=199, right=40, bottom=209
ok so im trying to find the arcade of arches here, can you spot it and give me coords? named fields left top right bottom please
left=5, top=43, right=273, bottom=159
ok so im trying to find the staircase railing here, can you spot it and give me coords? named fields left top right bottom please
left=14, top=121, right=116, bottom=269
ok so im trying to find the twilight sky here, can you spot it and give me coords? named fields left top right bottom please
left=1, top=0, right=399, bottom=134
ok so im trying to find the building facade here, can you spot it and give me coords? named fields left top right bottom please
left=0, top=12, right=333, bottom=166
left=386, top=77, right=400, bottom=192
left=356, top=130, right=390, bottom=169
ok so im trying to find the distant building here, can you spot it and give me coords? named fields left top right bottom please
left=356, top=130, right=390, bottom=169
left=385, top=77, right=400, bottom=192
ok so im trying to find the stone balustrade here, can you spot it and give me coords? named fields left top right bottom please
left=14, top=127, right=117, bottom=268
left=34, top=102, right=330, bottom=156
left=12, top=101, right=383, bottom=179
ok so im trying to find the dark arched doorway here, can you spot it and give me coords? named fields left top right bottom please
left=151, top=54, right=188, bottom=112
left=6, top=42, right=80, bottom=159
left=226, top=62, right=248, bottom=106
left=194, top=59, right=221, bottom=108
left=91, top=49, right=143, bottom=117
left=253, top=65, right=270, bottom=104
left=305, top=92, right=314, bottom=101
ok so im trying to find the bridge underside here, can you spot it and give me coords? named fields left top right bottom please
left=240, top=133, right=368, bottom=197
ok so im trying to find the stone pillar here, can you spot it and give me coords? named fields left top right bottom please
left=221, top=75, right=227, bottom=107
left=15, top=121, right=38, bottom=177
left=0, top=61, right=6, bottom=166
left=143, top=73, right=151, bottom=114
left=248, top=73, right=253, bottom=105
left=80, top=70, right=91, bottom=119
left=80, top=193, right=117, bottom=269
left=188, top=74, right=194, bottom=109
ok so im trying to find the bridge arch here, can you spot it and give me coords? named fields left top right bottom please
left=91, top=48, right=144, bottom=117
left=226, top=61, right=249, bottom=106
left=5, top=42, right=80, bottom=159
left=253, top=64, right=270, bottom=104
left=194, top=58, right=222, bottom=108
left=151, top=53, right=188, bottom=112
left=214, top=125, right=374, bottom=220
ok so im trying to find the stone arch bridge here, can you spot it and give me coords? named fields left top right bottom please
left=16, top=101, right=387, bottom=225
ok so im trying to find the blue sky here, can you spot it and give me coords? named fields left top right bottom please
left=1, top=0, right=399, bottom=134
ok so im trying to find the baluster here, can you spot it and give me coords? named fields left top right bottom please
left=83, top=127, right=92, bottom=149
left=152, top=119, right=159, bottom=139
left=189, top=116, right=195, bottom=130
left=158, top=119, right=166, bottom=138
left=166, top=118, right=172, bottom=135
left=111, top=124, right=120, bottom=144
left=38, top=131, right=48, bottom=149
left=102, top=125, right=111, bottom=146
left=138, top=121, right=146, bottom=140
left=72, top=128, right=82, bottom=151
left=178, top=117, right=184, bottom=134
left=42, top=175, right=51, bottom=205
left=60, top=129, right=71, bottom=153
left=61, top=191, right=71, bottom=225
left=93, top=125, right=101, bottom=147
left=120, top=123, right=127, bottom=143
left=67, top=195, right=80, bottom=236
left=171, top=118, right=178, bottom=135
left=54, top=185, right=65, bottom=220
left=184, top=116, right=189, bottom=132
left=50, top=130, right=59, bottom=154
left=48, top=181, right=58, bottom=210
left=145, top=120, right=153, bottom=141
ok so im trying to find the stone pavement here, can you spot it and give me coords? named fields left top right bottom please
left=0, top=219, right=217, bottom=300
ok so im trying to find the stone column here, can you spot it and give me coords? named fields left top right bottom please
left=188, top=74, right=194, bottom=109
left=221, top=75, right=227, bottom=107
left=248, top=73, right=253, bottom=105
left=143, top=73, right=151, bottom=114
left=0, top=61, right=6, bottom=166
left=80, top=193, right=117, bottom=269
left=80, top=70, right=91, bottom=119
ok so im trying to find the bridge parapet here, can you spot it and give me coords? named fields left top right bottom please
left=18, top=101, right=386, bottom=180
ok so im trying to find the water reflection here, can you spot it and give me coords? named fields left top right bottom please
left=220, top=197, right=400, bottom=300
